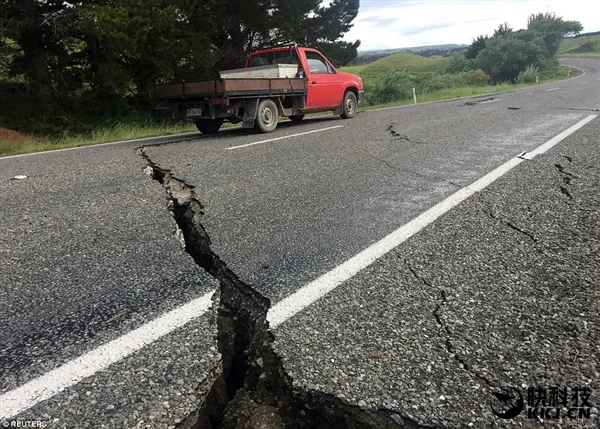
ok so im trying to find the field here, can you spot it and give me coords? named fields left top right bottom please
left=338, top=65, right=367, bottom=75
left=559, top=35, right=600, bottom=55
left=357, top=53, right=449, bottom=78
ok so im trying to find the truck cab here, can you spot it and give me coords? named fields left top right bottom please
left=245, top=46, right=364, bottom=111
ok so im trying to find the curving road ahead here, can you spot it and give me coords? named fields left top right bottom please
left=1, top=58, right=599, bottom=428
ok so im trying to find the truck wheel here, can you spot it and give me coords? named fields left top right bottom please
left=340, top=91, right=357, bottom=119
left=289, top=114, right=305, bottom=123
left=255, top=99, right=279, bottom=133
left=195, top=119, right=222, bottom=134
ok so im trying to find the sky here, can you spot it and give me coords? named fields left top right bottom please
left=342, top=0, right=600, bottom=51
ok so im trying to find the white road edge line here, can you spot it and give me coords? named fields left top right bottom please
left=0, top=114, right=597, bottom=420
left=225, top=125, right=343, bottom=150
left=546, top=88, right=560, bottom=91
left=479, top=99, right=501, bottom=104
left=0, top=292, right=214, bottom=419
left=267, top=114, right=598, bottom=326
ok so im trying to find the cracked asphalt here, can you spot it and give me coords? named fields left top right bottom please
left=1, top=58, right=599, bottom=427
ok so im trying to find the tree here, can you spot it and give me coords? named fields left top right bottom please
left=1, top=0, right=80, bottom=99
left=465, top=34, right=488, bottom=59
left=445, top=53, right=476, bottom=74
left=1, top=0, right=362, bottom=133
left=493, top=22, right=512, bottom=38
left=476, top=33, right=546, bottom=83
left=527, top=12, right=583, bottom=56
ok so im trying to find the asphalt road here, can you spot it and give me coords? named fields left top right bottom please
left=1, top=58, right=599, bottom=427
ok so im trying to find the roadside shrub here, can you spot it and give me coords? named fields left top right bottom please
left=412, top=72, right=469, bottom=93
left=568, top=40, right=598, bottom=53
left=467, top=69, right=489, bottom=86
left=445, top=54, right=476, bottom=74
left=516, top=65, right=539, bottom=84
left=536, top=57, right=561, bottom=79
left=365, top=69, right=412, bottom=104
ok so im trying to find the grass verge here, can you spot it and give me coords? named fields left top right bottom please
left=358, top=67, right=576, bottom=110
left=0, top=121, right=197, bottom=157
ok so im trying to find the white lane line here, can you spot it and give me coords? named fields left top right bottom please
left=546, top=88, right=560, bottom=91
left=518, top=115, right=596, bottom=159
left=581, top=81, right=589, bottom=85
left=225, top=126, right=343, bottom=151
left=267, top=114, right=598, bottom=327
left=479, top=98, right=501, bottom=104
left=1, top=114, right=597, bottom=420
left=0, top=292, right=214, bottom=420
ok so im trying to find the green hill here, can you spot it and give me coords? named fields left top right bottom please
left=559, top=35, right=600, bottom=55
left=359, top=53, right=449, bottom=78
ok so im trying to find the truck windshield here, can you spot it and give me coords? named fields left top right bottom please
left=249, top=49, right=299, bottom=67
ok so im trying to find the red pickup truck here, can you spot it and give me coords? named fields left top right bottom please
left=150, top=45, right=364, bottom=134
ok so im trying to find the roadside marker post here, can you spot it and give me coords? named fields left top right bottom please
left=413, top=87, right=417, bottom=104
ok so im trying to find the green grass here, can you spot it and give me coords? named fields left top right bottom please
left=0, top=121, right=197, bottom=157
left=559, top=35, right=600, bottom=55
left=338, top=64, right=367, bottom=75
left=359, top=53, right=449, bottom=78
left=359, top=68, right=574, bottom=110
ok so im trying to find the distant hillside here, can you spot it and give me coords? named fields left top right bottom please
left=357, top=43, right=466, bottom=55
left=350, top=44, right=467, bottom=65
left=560, top=34, right=600, bottom=55
left=359, top=53, right=449, bottom=78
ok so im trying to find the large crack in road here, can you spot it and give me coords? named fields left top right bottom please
left=136, top=147, right=425, bottom=429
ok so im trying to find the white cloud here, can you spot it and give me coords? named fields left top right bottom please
left=345, top=0, right=600, bottom=50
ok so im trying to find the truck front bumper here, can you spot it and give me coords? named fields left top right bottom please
left=358, top=90, right=365, bottom=103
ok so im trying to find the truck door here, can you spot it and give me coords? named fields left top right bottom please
left=303, top=50, right=343, bottom=109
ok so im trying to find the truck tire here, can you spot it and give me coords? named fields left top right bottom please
left=289, top=114, right=305, bottom=123
left=195, top=119, right=222, bottom=134
left=340, top=91, right=357, bottom=119
left=255, top=99, right=279, bottom=133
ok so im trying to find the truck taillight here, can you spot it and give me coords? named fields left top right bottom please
left=213, top=97, right=228, bottom=105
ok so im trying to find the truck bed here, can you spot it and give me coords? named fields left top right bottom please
left=151, top=78, right=307, bottom=101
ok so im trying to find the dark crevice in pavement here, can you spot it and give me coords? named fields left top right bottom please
left=505, top=221, right=538, bottom=243
left=550, top=107, right=600, bottom=112
left=560, top=186, right=574, bottom=200
left=385, top=123, right=425, bottom=144
left=137, top=147, right=429, bottom=429
left=404, top=260, right=495, bottom=390
left=480, top=209, right=539, bottom=244
left=462, top=97, right=495, bottom=106
left=555, top=163, right=577, bottom=201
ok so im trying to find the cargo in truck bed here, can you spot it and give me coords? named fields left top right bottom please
left=219, top=64, right=299, bottom=79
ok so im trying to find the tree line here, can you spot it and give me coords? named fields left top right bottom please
left=0, top=0, right=359, bottom=134
left=449, top=13, right=582, bottom=83
left=362, top=12, right=583, bottom=106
